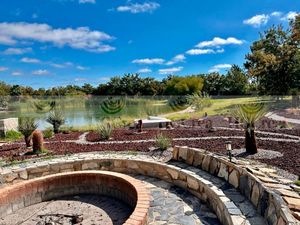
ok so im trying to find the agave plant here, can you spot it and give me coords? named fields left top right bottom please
left=46, top=110, right=65, bottom=134
left=97, top=121, right=113, bottom=140
left=231, top=103, right=267, bottom=154
left=18, top=117, right=38, bottom=147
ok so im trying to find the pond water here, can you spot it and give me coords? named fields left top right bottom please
left=0, top=96, right=183, bottom=129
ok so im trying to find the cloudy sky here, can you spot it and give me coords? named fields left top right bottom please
left=0, top=0, right=299, bottom=88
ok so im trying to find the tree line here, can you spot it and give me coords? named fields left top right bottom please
left=0, top=15, right=299, bottom=97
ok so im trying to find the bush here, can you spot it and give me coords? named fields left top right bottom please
left=187, top=92, right=212, bottom=111
left=46, top=110, right=65, bottom=134
left=155, top=133, right=171, bottom=150
left=97, top=122, right=113, bottom=140
left=295, top=180, right=300, bottom=187
left=18, top=117, right=37, bottom=147
left=5, top=130, right=22, bottom=141
left=43, top=128, right=54, bottom=139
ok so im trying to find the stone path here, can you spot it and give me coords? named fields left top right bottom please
left=266, top=112, right=300, bottom=125
left=134, top=175, right=221, bottom=225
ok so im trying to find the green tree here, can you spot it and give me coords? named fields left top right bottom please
left=164, top=76, right=204, bottom=95
left=202, top=73, right=225, bottom=95
left=224, top=65, right=248, bottom=95
left=245, top=25, right=300, bottom=95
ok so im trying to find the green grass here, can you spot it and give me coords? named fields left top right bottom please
left=295, top=180, right=300, bottom=187
left=0, top=130, right=23, bottom=142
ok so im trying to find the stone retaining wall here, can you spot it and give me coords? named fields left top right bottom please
left=0, top=118, right=18, bottom=137
left=0, top=157, right=257, bottom=225
left=172, top=146, right=298, bottom=225
left=0, top=171, right=150, bottom=225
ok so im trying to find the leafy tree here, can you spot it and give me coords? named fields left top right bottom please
left=202, top=73, right=225, bottom=95
left=245, top=25, right=300, bottom=95
left=82, top=83, right=94, bottom=95
left=232, top=103, right=267, bottom=154
left=164, top=76, right=204, bottom=95
left=224, top=65, right=248, bottom=95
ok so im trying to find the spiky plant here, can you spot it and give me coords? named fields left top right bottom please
left=155, top=133, right=171, bottom=150
left=97, top=122, right=113, bottom=140
left=231, top=103, right=267, bottom=154
left=46, top=110, right=65, bottom=134
left=18, top=117, right=38, bottom=147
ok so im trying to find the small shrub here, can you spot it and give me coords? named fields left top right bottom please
left=97, top=122, right=113, bottom=140
left=5, top=130, right=22, bottom=141
left=18, top=117, right=37, bottom=147
left=43, top=128, right=54, bottom=139
left=155, top=133, right=171, bottom=150
left=32, top=130, right=44, bottom=153
left=295, top=180, right=300, bottom=187
left=46, top=110, right=65, bottom=134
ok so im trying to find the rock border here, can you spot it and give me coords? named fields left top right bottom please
left=172, top=146, right=299, bottom=225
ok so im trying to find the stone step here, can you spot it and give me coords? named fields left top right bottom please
left=168, top=161, right=267, bottom=225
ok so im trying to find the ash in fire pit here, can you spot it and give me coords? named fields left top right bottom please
left=1, top=194, right=132, bottom=225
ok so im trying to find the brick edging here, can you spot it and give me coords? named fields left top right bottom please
left=0, top=171, right=150, bottom=225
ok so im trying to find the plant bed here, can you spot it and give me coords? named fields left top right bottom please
left=44, top=131, right=83, bottom=141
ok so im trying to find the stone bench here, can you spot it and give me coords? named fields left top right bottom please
left=1, top=156, right=267, bottom=225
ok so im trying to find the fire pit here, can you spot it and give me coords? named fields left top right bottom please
left=0, top=171, right=150, bottom=225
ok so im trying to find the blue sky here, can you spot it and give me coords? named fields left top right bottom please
left=0, top=0, right=299, bottom=88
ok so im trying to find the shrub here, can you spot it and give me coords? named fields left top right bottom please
left=18, top=117, right=37, bottom=147
left=43, top=128, right=54, bottom=139
left=295, top=180, right=300, bottom=187
left=187, top=92, right=212, bottom=111
left=46, top=110, right=65, bottom=134
left=97, top=122, right=113, bottom=140
left=32, top=130, right=44, bottom=153
left=155, top=133, right=171, bottom=150
left=5, top=130, right=22, bottom=141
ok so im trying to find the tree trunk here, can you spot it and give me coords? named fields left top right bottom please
left=24, top=136, right=31, bottom=148
left=245, top=128, right=257, bottom=154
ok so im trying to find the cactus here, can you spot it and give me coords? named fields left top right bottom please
left=32, top=130, right=44, bottom=154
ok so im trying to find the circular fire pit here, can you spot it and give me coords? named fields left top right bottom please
left=0, top=171, right=150, bottom=225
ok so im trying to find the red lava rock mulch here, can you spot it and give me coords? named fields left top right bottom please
left=45, top=132, right=83, bottom=141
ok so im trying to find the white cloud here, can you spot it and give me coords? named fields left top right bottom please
left=79, top=0, right=96, bottom=4
left=208, top=64, right=232, bottom=73
left=186, top=49, right=216, bottom=55
left=11, top=71, right=22, bottom=76
left=75, top=77, right=87, bottom=82
left=132, top=58, right=165, bottom=64
left=281, top=11, right=299, bottom=21
left=76, top=65, right=88, bottom=70
left=117, top=2, right=160, bottom=14
left=20, top=57, right=40, bottom=63
left=0, top=67, right=8, bottom=72
left=243, top=14, right=270, bottom=27
left=271, top=11, right=282, bottom=17
left=138, top=68, right=152, bottom=73
left=159, top=66, right=183, bottom=75
left=3, top=47, right=32, bottom=55
left=166, top=54, right=186, bottom=65
left=32, top=69, right=49, bottom=75
left=196, top=37, right=244, bottom=48
left=0, top=22, right=115, bottom=53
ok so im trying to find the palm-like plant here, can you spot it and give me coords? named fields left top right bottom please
left=18, top=117, right=38, bottom=147
left=232, top=103, right=267, bottom=154
left=46, top=110, right=65, bottom=134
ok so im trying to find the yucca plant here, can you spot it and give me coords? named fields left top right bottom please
left=46, top=110, right=65, bottom=134
left=155, top=133, right=172, bottom=150
left=231, top=103, right=267, bottom=154
left=97, top=121, right=113, bottom=140
left=18, top=117, right=38, bottom=147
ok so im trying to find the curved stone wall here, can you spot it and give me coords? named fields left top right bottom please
left=0, top=171, right=150, bottom=225
left=172, top=146, right=298, bottom=225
